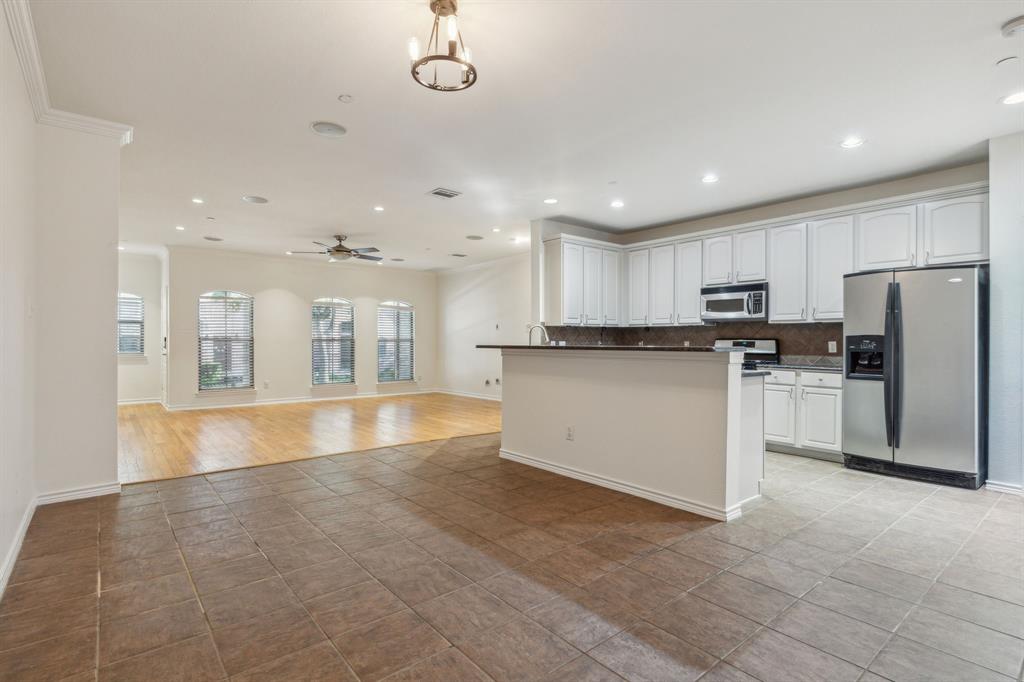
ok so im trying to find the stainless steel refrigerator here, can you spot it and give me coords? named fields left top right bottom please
left=842, top=264, right=987, bottom=488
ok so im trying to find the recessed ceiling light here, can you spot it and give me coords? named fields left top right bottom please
left=376, top=262, right=383, bottom=266
left=1001, top=15, right=1024, bottom=37
left=466, top=235, right=484, bottom=240
left=117, top=245, right=125, bottom=251
left=175, top=225, right=185, bottom=231
left=242, top=195, right=268, bottom=204
left=840, top=136, right=865, bottom=149
left=337, top=94, right=354, bottom=104
left=1001, top=91, right=1024, bottom=105
left=491, top=227, right=501, bottom=233
left=373, top=206, right=384, bottom=212
left=203, top=236, right=223, bottom=242
left=543, top=198, right=558, bottom=205
left=285, top=251, right=293, bottom=255
left=191, top=197, right=204, bottom=204
left=391, top=258, right=405, bottom=262
left=610, top=199, right=625, bottom=208
left=701, top=173, right=719, bottom=184
left=311, top=121, right=347, bottom=138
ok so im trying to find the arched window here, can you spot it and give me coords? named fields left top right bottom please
left=198, top=291, right=253, bottom=391
left=116, top=292, right=144, bottom=354
left=312, top=298, right=355, bottom=385
left=377, top=301, right=414, bottom=383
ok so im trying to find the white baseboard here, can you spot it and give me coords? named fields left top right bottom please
left=117, top=397, right=162, bottom=405
left=0, top=496, right=37, bottom=600
left=499, top=448, right=738, bottom=521
left=985, top=480, right=1024, bottom=496
left=164, top=388, right=436, bottom=411
left=36, top=481, right=121, bottom=505
left=435, top=389, right=501, bottom=402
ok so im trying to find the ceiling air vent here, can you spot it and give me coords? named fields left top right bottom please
left=428, top=187, right=462, bottom=199
left=450, top=253, right=468, bottom=258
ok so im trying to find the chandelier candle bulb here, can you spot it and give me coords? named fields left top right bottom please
left=408, top=37, right=420, bottom=63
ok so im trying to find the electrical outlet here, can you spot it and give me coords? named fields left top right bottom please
left=828, top=341, right=837, bottom=353
left=566, top=426, right=574, bottom=441
left=683, top=340, right=690, bottom=347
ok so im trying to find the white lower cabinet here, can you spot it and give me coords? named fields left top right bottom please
left=764, top=384, right=797, bottom=444
left=798, top=386, right=842, bottom=452
left=765, top=370, right=843, bottom=454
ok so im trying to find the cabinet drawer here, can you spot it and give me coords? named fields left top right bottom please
left=765, top=370, right=796, bottom=386
left=801, top=372, right=842, bottom=388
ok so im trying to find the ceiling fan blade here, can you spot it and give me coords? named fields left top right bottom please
left=312, top=241, right=332, bottom=248
left=354, top=254, right=383, bottom=261
left=291, top=251, right=327, bottom=254
left=350, top=247, right=379, bottom=254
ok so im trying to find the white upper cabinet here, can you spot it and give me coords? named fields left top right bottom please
left=922, top=194, right=989, bottom=266
left=674, top=241, right=703, bottom=325
left=808, top=216, right=853, bottom=320
left=649, top=245, right=675, bottom=325
left=561, top=241, right=584, bottom=325
left=734, top=230, right=767, bottom=282
left=582, top=246, right=603, bottom=326
left=601, top=249, right=621, bottom=326
left=855, top=205, right=918, bottom=271
left=702, top=235, right=733, bottom=286
left=768, top=223, right=807, bottom=322
left=628, top=249, right=650, bottom=325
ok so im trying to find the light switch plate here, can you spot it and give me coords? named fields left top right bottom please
left=828, top=341, right=837, bottom=353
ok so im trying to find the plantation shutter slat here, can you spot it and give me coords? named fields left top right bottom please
left=377, top=302, right=414, bottom=382
left=198, top=291, right=254, bottom=390
left=116, top=293, right=144, bottom=354
left=312, top=299, right=355, bottom=385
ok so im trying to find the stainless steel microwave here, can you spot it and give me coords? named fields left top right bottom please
left=700, top=283, right=768, bottom=321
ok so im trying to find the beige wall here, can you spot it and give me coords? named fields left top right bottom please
left=117, top=253, right=163, bottom=403
left=438, top=253, right=532, bottom=399
left=33, top=124, right=122, bottom=496
left=1, top=7, right=38, bottom=590
left=165, top=248, right=439, bottom=409
left=616, top=162, right=988, bottom=244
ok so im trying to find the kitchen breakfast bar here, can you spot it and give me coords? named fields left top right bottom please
left=477, top=345, right=766, bottom=521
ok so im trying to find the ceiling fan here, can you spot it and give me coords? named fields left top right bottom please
left=291, top=234, right=382, bottom=262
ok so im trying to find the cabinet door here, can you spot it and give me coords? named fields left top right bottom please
left=798, top=387, right=842, bottom=452
left=674, top=241, right=702, bottom=324
left=922, top=194, right=989, bottom=265
left=702, top=236, right=733, bottom=286
left=764, top=384, right=796, bottom=445
left=649, top=244, right=675, bottom=325
left=735, top=230, right=767, bottom=282
left=809, top=216, right=853, bottom=320
left=768, top=223, right=807, bottom=322
left=628, top=249, right=650, bottom=325
left=562, top=242, right=584, bottom=325
left=601, top=249, right=620, bottom=326
left=582, top=246, right=603, bottom=326
left=855, top=206, right=918, bottom=271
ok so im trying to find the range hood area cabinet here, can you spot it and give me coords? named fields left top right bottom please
left=545, top=237, right=622, bottom=326
left=703, top=230, right=767, bottom=286
left=542, top=188, right=987, bottom=329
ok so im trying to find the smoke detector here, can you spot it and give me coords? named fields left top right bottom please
left=311, top=121, right=347, bottom=138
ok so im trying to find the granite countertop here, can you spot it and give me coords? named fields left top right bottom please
left=476, top=344, right=717, bottom=352
left=765, top=363, right=843, bottom=373
left=741, top=370, right=772, bottom=378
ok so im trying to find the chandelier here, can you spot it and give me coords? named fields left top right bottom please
left=408, top=0, right=477, bottom=92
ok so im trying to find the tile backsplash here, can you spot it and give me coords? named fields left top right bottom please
left=547, top=321, right=844, bottom=357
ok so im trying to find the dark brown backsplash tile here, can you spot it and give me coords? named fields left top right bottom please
left=547, top=322, right=843, bottom=357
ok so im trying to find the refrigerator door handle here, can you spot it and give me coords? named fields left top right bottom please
left=883, top=282, right=895, bottom=447
left=892, top=282, right=903, bottom=449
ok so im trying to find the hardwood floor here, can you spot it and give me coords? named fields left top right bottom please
left=117, top=392, right=501, bottom=483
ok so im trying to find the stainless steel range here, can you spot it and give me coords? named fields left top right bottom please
left=713, top=338, right=779, bottom=369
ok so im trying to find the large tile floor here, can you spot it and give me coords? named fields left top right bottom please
left=2, top=437, right=1022, bottom=681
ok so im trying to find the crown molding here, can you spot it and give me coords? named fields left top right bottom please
left=2, top=0, right=133, bottom=145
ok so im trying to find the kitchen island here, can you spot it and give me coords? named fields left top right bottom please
left=477, top=345, right=765, bottom=521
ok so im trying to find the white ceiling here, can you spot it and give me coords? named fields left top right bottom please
left=30, top=0, right=1024, bottom=270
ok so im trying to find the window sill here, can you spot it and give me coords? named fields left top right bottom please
left=376, top=380, right=419, bottom=388
left=195, top=388, right=257, bottom=398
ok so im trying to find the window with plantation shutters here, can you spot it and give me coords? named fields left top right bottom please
left=377, top=301, right=414, bottom=383
left=198, top=291, right=254, bottom=391
left=312, top=298, right=355, bottom=385
left=116, top=293, right=144, bottom=354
